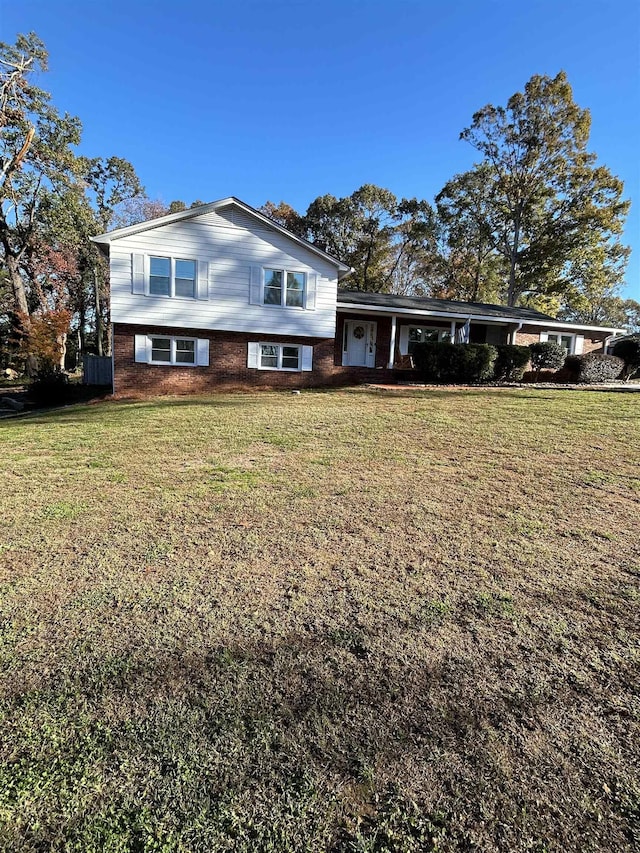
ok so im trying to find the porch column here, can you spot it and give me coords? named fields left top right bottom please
left=388, top=314, right=397, bottom=369
left=450, top=320, right=456, bottom=341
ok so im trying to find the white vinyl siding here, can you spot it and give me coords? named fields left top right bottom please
left=134, top=334, right=209, bottom=367
left=247, top=342, right=313, bottom=372
left=113, top=204, right=336, bottom=338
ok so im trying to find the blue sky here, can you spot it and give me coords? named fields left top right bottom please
left=3, top=0, right=639, bottom=299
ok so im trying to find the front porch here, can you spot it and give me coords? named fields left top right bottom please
left=335, top=311, right=514, bottom=372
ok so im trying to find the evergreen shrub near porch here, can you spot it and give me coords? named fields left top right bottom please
left=412, top=342, right=497, bottom=383
left=493, top=345, right=531, bottom=381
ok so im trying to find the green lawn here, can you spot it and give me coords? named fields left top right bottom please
left=1, top=388, right=638, bottom=852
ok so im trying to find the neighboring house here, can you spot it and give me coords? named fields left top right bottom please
left=91, top=198, right=625, bottom=394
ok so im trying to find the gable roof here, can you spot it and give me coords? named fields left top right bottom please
left=337, top=290, right=625, bottom=333
left=91, top=196, right=352, bottom=278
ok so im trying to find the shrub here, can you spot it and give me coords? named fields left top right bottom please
left=611, top=336, right=640, bottom=380
left=528, top=342, right=567, bottom=374
left=412, top=342, right=497, bottom=384
left=493, top=345, right=531, bottom=382
left=564, top=352, right=624, bottom=384
left=28, top=365, right=69, bottom=406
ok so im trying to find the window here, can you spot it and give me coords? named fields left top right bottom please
left=408, top=326, right=450, bottom=354
left=149, top=256, right=196, bottom=298
left=545, top=332, right=574, bottom=354
left=263, top=268, right=306, bottom=308
left=150, top=336, right=196, bottom=365
left=259, top=343, right=301, bottom=371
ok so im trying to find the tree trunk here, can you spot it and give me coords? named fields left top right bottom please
left=58, top=332, right=67, bottom=370
left=94, top=265, right=103, bottom=357
left=5, top=252, right=29, bottom=315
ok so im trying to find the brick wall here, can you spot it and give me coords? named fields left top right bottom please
left=514, top=326, right=609, bottom=353
left=113, top=324, right=396, bottom=395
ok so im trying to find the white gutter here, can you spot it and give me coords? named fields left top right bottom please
left=510, top=322, right=523, bottom=345
left=336, top=302, right=624, bottom=335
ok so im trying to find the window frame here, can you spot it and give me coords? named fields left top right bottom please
left=407, top=325, right=451, bottom=352
left=148, top=335, right=198, bottom=367
left=545, top=331, right=575, bottom=354
left=262, top=267, right=306, bottom=309
left=257, top=342, right=302, bottom=372
left=148, top=255, right=197, bottom=300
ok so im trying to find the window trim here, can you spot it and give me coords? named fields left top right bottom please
left=262, top=267, right=306, bottom=309
left=148, top=335, right=198, bottom=367
left=408, top=325, right=451, bottom=346
left=544, top=331, right=576, bottom=354
left=257, top=342, right=302, bottom=372
left=148, top=255, right=197, bottom=300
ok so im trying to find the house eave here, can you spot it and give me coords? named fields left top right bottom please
left=336, top=302, right=624, bottom=334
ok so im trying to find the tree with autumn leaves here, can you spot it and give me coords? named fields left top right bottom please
left=0, top=33, right=144, bottom=374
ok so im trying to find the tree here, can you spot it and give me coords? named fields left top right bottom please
left=303, top=185, right=438, bottom=294
left=435, top=165, right=505, bottom=303
left=0, top=32, right=81, bottom=369
left=460, top=71, right=630, bottom=306
left=79, top=156, right=142, bottom=355
left=558, top=234, right=630, bottom=326
left=258, top=200, right=306, bottom=236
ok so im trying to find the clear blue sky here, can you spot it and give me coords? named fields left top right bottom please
left=2, top=0, right=639, bottom=299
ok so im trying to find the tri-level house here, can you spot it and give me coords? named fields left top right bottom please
left=92, top=197, right=624, bottom=394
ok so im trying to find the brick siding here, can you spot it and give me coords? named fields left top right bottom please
left=113, top=323, right=395, bottom=395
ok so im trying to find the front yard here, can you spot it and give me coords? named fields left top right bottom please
left=0, top=388, right=638, bottom=851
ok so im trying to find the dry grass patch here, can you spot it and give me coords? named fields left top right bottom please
left=0, top=388, right=638, bottom=851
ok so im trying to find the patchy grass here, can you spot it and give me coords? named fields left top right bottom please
left=0, top=387, right=638, bottom=852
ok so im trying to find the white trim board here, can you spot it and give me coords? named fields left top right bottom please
left=336, top=303, right=624, bottom=335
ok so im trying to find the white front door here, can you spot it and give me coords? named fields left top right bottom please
left=343, top=321, right=376, bottom=367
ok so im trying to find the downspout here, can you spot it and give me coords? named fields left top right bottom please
left=603, top=333, right=620, bottom=354
left=510, top=322, right=523, bottom=345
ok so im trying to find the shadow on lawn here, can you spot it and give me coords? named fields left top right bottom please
left=4, top=621, right=637, bottom=853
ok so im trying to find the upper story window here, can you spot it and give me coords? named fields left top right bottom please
left=263, top=268, right=306, bottom=308
left=149, top=256, right=196, bottom=298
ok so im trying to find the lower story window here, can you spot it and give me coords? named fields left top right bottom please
left=150, top=336, right=196, bottom=365
left=546, top=332, right=574, bottom=353
left=259, top=343, right=300, bottom=371
left=408, top=326, right=450, bottom=354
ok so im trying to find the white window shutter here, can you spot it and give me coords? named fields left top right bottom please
left=574, top=334, right=584, bottom=355
left=247, top=341, right=260, bottom=368
left=197, top=261, right=209, bottom=300
left=305, top=274, right=317, bottom=310
left=134, top=334, right=148, bottom=363
left=197, top=338, right=209, bottom=366
left=249, top=266, right=263, bottom=305
left=301, top=345, right=313, bottom=372
left=539, top=331, right=549, bottom=343
left=132, top=254, right=145, bottom=294
left=398, top=325, right=409, bottom=356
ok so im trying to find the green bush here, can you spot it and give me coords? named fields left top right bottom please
left=493, top=345, right=531, bottom=382
left=564, top=352, right=624, bottom=383
left=528, top=342, right=567, bottom=374
left=611, top=336, right=640, bottom=379
left=412, top=342, right=497, bottom=384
